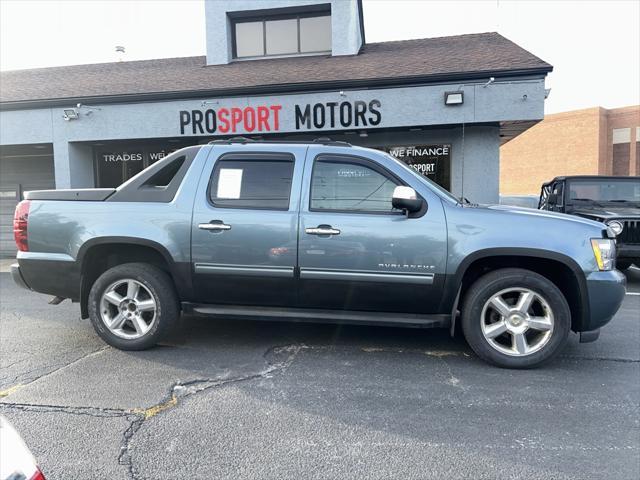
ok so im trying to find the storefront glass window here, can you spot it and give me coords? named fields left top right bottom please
left=381, top=144, right=452, bottom=192
left=94, top=144, right=179, bottom=188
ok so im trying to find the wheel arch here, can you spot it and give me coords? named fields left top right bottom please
left=77, top=237, right=191, bottom=318
left=445, top=248, right=589, bottom=334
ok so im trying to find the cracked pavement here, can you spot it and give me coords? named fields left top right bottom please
left=1, top=270, right=639, bottom=479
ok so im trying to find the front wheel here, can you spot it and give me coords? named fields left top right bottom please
left=461, top=268, right=570, bottom=368
left=88, top=263, right=179, bottom=350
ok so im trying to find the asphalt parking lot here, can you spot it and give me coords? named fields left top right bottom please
left=1, top=266, right=638, bottom=480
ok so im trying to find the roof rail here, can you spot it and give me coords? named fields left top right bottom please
left=208, top=136, right=351, bottom=147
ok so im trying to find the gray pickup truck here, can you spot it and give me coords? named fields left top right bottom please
left=12, top=139, right=626, bottom=368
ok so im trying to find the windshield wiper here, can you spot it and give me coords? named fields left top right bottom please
left=608, top=199, right=640, bottom=206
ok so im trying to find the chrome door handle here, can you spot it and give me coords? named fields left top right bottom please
left=199, top=222, right=231, bottom=231
left=305, top=226, right=340, bottom=236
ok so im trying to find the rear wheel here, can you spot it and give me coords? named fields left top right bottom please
left=461, top=268, right=570, bottom=368
left=88, top=263, right=179, bottom=350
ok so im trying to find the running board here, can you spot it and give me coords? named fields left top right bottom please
left=182, top=303, right=450, bottom=328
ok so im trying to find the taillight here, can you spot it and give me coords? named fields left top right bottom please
left=14, top=199, right=31, bottom=252
left=30, top=468, right=46, bottom=480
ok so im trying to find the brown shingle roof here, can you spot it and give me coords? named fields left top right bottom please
left=0, top=32, right=551, bottom=107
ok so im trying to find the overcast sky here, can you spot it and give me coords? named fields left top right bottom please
left=1, top=0, right=638, bottom=114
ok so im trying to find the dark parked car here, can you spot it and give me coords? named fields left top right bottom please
left=539, top=175, right=640, bottom=269
left=12, top=140, right=626, bottom=368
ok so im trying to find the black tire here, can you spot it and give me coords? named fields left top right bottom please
left=461, top=268, right=570, bottom=369
left=88, top=263, right=179, bottom=350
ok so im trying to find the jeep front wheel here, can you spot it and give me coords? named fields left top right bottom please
left=461, top=268, right=570, bottom=368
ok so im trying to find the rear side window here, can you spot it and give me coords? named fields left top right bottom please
left=310, top=157, right=399, bottom=212
left=142, top=155, right=185, bottom=188
left=209, top=154, right=294, bottom=210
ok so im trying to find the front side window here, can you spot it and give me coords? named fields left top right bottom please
left=209, top=156, right=294, bottom=210
left=310, top=158, right=399, bottom=213
left=233, top=13, right=331, bottom=59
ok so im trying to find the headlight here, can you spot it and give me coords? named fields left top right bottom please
left=591, top=238, right=616, bottom=271
left=606, top=220, right=623, bottom=236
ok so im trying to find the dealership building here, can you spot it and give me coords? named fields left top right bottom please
left=0, top=0, right=552, bottom=255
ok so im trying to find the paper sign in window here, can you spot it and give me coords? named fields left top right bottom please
left=217, top=168, right=243, bottom=199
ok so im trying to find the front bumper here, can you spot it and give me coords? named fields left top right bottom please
left=583, top=269, right=626, bottom=331
left=11, top=263, right=31, bottom=290
left=617, top=243, right=640, bottom=260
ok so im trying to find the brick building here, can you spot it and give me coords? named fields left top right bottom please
left=500, top=105, right=640, bottom=195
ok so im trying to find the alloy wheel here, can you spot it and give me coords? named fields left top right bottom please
left=480, top=287, right=554, bottom=356
left=99, top=279, right=157, bottom=339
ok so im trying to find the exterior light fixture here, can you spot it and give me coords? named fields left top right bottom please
left=64, top=103, right=102, bottom=120
left=62, top=108, right=79, bottom=121
left=359, top=131, right=368, bottom=137
left=444, top=91, right=464, bottom=106
left=201, top=100, right=219, bottom=107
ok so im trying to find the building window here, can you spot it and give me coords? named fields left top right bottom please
left=232, top=12, right=331, bottom=59
left=234, top=22, right=264, bottom=58
left=612, top=127, right=631, bottom=176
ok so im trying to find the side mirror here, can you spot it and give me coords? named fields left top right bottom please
left=392, top=186, right=423, bottom=213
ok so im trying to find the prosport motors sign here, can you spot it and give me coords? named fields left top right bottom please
left=178, top=99, right=382, bottom=135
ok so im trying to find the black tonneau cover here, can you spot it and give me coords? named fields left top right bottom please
left=25, top=188, right=116, bottom=201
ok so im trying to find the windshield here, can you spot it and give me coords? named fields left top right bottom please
left=383, top=153, right=460, bottom=204
left=566, top=178, right=640, bottom=204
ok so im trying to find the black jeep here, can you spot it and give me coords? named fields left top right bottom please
left=539, top=175, right=640, bottom=269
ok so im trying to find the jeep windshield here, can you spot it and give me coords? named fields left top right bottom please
left=566, top=178, right=640, bottom=206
